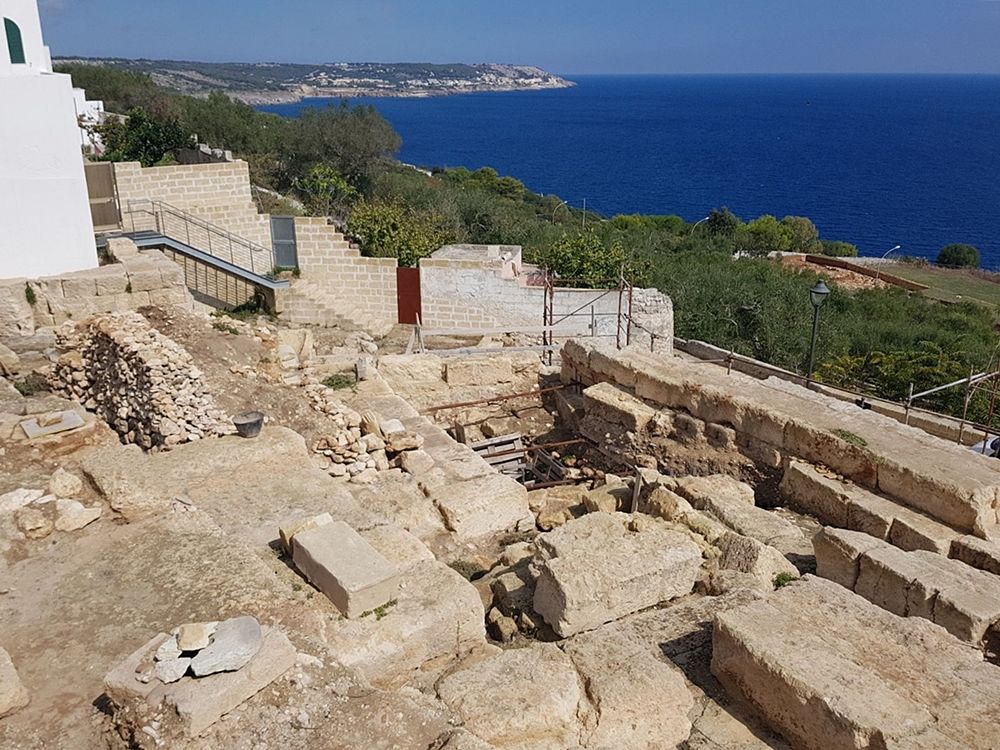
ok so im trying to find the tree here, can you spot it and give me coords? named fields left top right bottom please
left=936, top=244, right=980, bottom=269
left=347, top=200, right=454, bottom=267
left=819, top=240, right=859, bottom=257
left=738, top=215, right=792, bottom=257
left=536, top=230, right=647, bottom=288
left=781, top=216, right=822, bottom=254
left=294, top=164, right=359, bottom=219
left=704, top=207, right=743, bottom=238
left=98, top=108, right=193, bottom=166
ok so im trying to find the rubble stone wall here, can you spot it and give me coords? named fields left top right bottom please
left=562, top=339, right=1000, bottom=539
left=50, top=312, right=230, bottom=450
left=114, top=161, right=273, bottom=250
left=0, top=245, right=193, bottom=336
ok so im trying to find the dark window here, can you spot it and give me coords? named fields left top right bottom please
left=5, top=18, right=25, bottom=65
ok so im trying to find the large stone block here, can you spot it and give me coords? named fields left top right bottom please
left=445, top=356, right=514, bottom=386
left=581, top=381, right=657, bottom=434
left=292, top=521, right=400, bottom=617
left=813, top=526, right=892, bottom=590
left=425, top=472, right=531, bottom=541
left=436, top=644, right=583, bottom=750
left=950, top=534, right=1000, bottom=575
left=532, top=513, right=701, bottom=637
left=779, top=459, right=850, bottom=527
left=712, top=576, right=1000, bottom=750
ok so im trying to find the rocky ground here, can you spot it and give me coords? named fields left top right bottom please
left=2, top=303, right=1000, bottom=749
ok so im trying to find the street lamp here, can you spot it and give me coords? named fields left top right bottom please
left=691, top=216, right=710, bottom=234
left=806, top=279, right=831, bottom=386
left=873, top=244, right=902, bottom=286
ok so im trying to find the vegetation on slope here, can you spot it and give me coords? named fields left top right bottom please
left=62, top=63, right=1000, bottom=426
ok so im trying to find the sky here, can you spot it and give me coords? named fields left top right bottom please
left=37, top=0, right=1000, bottom=75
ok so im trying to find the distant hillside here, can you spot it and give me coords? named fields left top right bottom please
left=55, top=58, right=575, bottom=103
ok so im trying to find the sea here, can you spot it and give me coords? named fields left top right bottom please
left=260, top=75, right=1000, bottom=267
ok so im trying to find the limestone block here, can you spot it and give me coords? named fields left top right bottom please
left=712, top=576, right=1000, bottom=750
left=532, top=513, right=701, bottom=637
left=705, top=421, right=737, bottom=450
left=674, top=474, right=755, bottom=507
left=673, top=412, right=705, bottom=443
left=436, top=644, right=583, bottom=750
left=292, top=521, right=400, bottom=617
left=127, top=268, right=165, bottom=292
left=0, top=278, right=35, bottom=336
left=717, top=532, right=798, bottom=591
left=398, top=448, right=435, bottom=475
left=147, top=287, right=191, bottom=307
left=359, top=523, right=435, bottom=570
left=60, top=271, right=99, bottom=298
left=166, top=626, right=296, bottom=736
left=0, top=646, right=29, bottom=718
left=779, top=459, right=850, bottom=527
left=783, top=421, right=877, bottom=488
left=94, top=267, right=129, bottom=296
left=581, top=381, right=657, bottom=433
left=278, top=512, right=333, bottom=555
left=325, top=560, right=486, bottom=688
left=445, top=356, right=514, bottom=386
left=562, top=628, right=693, bottom=750
left=427, top=472, right=531, bottom=541
left=106, top=237, right=141, bottom=261
left=813, top=526, right=892, bottom=590
left=950, top=534, right=1000, bottom=575
left=639, top=486, right=693, bottom=521
left=854, top=545, right=926, bottom=617
left=0, top=342, right=19, bottom=376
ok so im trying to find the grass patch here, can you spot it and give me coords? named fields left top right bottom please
left=322, top=373, right=356, bottom=390
left=361, top=598, right=398, bottom=621
left=13, top=372, right=49, bottom=396
left=832, top=429, right=868, bottom=448
left=886, top=262, right=1000, bottom=312
left=212, top=321, right=240, bottom=335
left=773, top=572, right=798, bottom=589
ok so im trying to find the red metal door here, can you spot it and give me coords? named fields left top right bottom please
left=397, top=267, right=421, bottom=324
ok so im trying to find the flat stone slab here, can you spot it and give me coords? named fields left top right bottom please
left=580, top=381, right=657, bottom=437
left=532, top=513, right=701, bottom=637
left=19, top=410, right=85, bottom=439
left=950, top=534, right=1000, bottom=575
left=422, top=471, right=532, bottom=541
left=190, top=616, right=262, bottom=676
left=292, top=521, right=399, bottom=618
left=712, top=576, right=1000, bottom=750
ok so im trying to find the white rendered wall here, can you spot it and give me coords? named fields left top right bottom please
left=0, top=72, right=97, bottom=279
left=0, top=0, right=51, bottom=75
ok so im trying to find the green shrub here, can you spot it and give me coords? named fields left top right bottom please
left=13, top=372, right=49, bottom=396
left=24, top=283, right=36, bottom=306
left=818, top=240, right=859, bottom=257
left=936, top=243, right=980, bottom=269
left=773, top=572, right=798, bottom=589
left=347, top=200, right=454, bottom=267
left=322, top=373, right=356, bottom=390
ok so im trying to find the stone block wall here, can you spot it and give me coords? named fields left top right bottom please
left=114, top=161, right=273, bottom=251
left=50, top=312, right=230, bottom=450
left=289, top=217, right=398, bottom=331
left=0, top=244, right=193, bottom=336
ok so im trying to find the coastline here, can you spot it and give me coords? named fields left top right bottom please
left=236, top=80, right=576, bottom=106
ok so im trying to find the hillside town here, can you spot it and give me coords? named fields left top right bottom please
left=4, top=2, right=1000, bottom=749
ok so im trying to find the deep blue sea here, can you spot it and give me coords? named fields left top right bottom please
left=261, top=75, right=1000, bottom=266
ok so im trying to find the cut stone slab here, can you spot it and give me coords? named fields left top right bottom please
left=580, top=381, right=657, bottom=436
left=674, top=474, right=756, bottom=508
left=398, top=448, right=435, bottom=475
left=424, top=471, right=532, bottom=541
left=19, top=409, right=85, bottom=438
left=855, top=545, right=1000, bottom=645
left=0, top=645, right=29, bottom=718
left=325, top=560, right=486, bottom=688
left=717, top=532, right=798, bottom=591
left=166, top=626, right=296, bottom=736
left=813, top=526, right=892, bottom=590
left=444, top=356, right=514, bottom=386
left=779, top=459, right=851, bottom=527
left=105, top=633, right=172, bottom=704
left=190, top=616, right=263, bottom=677
left=277, top=511, right=333, bottom=556
left=562, top=627, right=693, bottom=749
left=532, top=513, right=701, bottom=637
left=950, top=534, right=1000, bottom=576
left=54, top=498, right=102, bottom=532
left=436, top=644, right=583, bottom=750
left=711, top=575, right=1000, bottom=750
left=292, top=521, right=400, bottom=618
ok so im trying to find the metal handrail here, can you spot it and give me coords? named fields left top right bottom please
left=123, top=199, right=275, bottom=275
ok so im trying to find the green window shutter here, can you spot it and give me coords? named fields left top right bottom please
left=5, top=18, right=26, bottom=65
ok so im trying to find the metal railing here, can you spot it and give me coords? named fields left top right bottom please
left=123, top=199, right=275, bottom=277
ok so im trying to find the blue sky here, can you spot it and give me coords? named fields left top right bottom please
left=39, top=0, right=1000, bottom=74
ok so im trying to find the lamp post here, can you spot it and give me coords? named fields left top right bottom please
left=691, top=216, right=710, bottom=234
left=873, top=244, right=902, bottom=286
left=552, top=199, right=569, bottom=222
left=806, top=279, right=831, bottom=386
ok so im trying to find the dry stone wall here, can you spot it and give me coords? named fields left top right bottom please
left=50, top=312, right=230, bottom=450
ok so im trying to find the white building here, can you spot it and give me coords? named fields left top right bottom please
left=0, top=0, right=97, bottom=279
left=73, top=87, right=106, bottom=156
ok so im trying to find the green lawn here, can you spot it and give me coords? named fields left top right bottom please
left=883, top=263, right=1000, bottom=310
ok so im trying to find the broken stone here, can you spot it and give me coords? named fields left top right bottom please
left=175, top=622, right=218, bottom=652
left=278, top=512, right=334, bottom=556
left=379, top=418, right=406, bottom=436
left=54, top=498, right=102, bottom=532
left=398, top=448, right=434, bottom=475
left=717, top=532, right=798, bottom=591
left=154, top=657, right=191, bottom=684
left=48, top=467, right=84, bottom=498
left=0, top=646, right=29, bottom=718
left=16, top=506, right=54, bottom=540
left=291, top=521, right=400, bottom=618
left=386, top=431, right=424, bottom=453
left=155, top=635, right=182, bottom=662
left=0, top=487, right=44, bottom=513
left=486, top=607, right=518, bottom=643
left=190, top=616, right=263, bottom=677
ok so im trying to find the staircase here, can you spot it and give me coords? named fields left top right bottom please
left=281, top=279, right=386, bottom=333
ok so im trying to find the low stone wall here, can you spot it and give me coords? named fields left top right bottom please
left=0, top=241, right=192, bottom=336
left=562, top=339, right=1000, bottom=539
left=50, top=312, right=230, bottom=450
